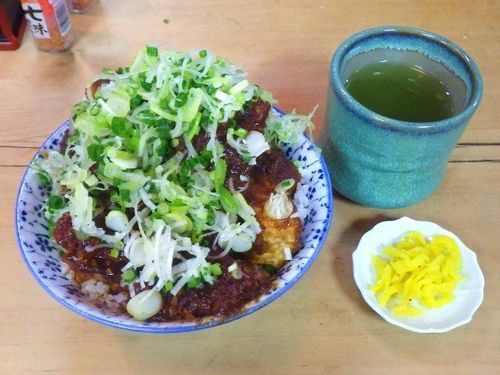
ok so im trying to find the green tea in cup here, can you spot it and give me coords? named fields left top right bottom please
left=322, top=27, right=483, bottom=208
left=344, top=59, right=455, bottom=123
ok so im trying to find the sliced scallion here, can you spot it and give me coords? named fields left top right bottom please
left=47, top=195, right=65, bottom=210
left=234, top=128, right=248, bottom=138
left=275, top=178, right=295, bottom=193
left=210, top=263, right=222, bottom=276
left=121, top=269, right=136, bottom=282
left=87, top=143, right=103, bottom=162
left=218, top=186, right=239, bottom=214
left=187, top=276, right=201, bottom=288
left=36, top=172, right=52, bottom=187
left=164, top=280, right=174, bottom=292
left=146, top=46, right=158, bottom=57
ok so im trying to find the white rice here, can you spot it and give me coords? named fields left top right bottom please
left=81, top=279, right=109, bottom=299
left=60, top=260, right=75, bottom=281
left=80, top=279, right=127, bottom=311
left=61, top=255, right=128, bottom=311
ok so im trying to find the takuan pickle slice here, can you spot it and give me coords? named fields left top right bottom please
left=370, top=231, right=463, bottom=316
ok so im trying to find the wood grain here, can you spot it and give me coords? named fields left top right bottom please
left=1, top=1, right=499, bottom=374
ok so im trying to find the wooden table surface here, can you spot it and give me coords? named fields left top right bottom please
left=1, top=1, right=499, bottom=374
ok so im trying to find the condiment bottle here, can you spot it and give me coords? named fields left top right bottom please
left=0, top=0, right=27, bottom=51
left=20, top=0, right=74, bottom=52
left=71, top=0, right=95, bottom=13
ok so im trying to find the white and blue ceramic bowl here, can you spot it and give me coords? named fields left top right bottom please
left=15, top=114, right=333, bottom=333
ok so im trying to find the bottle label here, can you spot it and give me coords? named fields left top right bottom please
left=22, top=3, right=50, bottom=39
left=50, top=0, right=72, bottom=36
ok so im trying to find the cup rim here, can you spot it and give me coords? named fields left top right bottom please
left=331, top=26, right=483, bottom=134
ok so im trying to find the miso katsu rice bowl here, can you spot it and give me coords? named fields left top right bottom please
left=15, top=46, right=332, bottom=332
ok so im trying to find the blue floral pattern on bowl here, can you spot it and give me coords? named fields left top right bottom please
left=15, top=114, right=333, bottom=333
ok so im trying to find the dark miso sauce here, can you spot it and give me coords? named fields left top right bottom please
left=344, top=61, right=455, bottom=122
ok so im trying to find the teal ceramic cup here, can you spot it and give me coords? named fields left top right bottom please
left=321, top=26, right=482, bottom=208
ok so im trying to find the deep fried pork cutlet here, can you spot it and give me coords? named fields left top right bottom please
left=244, top=149, right=302, bottom=268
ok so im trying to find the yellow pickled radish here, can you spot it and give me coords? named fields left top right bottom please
left=370, top=231, right=463, bottom=316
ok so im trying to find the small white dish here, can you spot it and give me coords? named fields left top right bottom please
left=352, top=216, right=484, bottom=333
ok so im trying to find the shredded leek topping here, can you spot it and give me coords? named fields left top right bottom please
left=35, top=46, right=315, bottom=298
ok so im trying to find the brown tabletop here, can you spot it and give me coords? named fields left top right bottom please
left=1, top=1, right=499, bottom=374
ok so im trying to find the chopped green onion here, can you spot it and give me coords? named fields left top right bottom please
left=174, top=92, right=188, bottom=108
left=121, top=269, right=136, bottom=282
left=170, top=198, right=185, bottom=207
left=275, top=178, right=295, bottom=193
left=210, top=263, right=222, bottom=276
left=162, top=212, right=193, bottom=234
left=109, top=248, right=120, bottom=258
left=89, top=104, right=100, bottom=116
left=156, top=125, right=169, bottom=140
left=199, top=49, right=207, bottom=58
left=130, top=95, right=143, bottom=109
left=164, top=280, right=174, bottom=292
left=120, top=189, right=131, bottom=203
left=105, top=210, right=129, bottom=232
left=159, top=97, right=169, bottom=109
left=212, top=159, right=227, bottom=190
left=106, top=148, right=138, bottom=169
left=229, top=79, right=249, bottom=95
left=47, top=195, right=65, bottom=210
left=111, top=117, right=128, bottom=137
left=47, top=221, right=56, bottom=237
left=157, top=201, right=171, bottom=213
left=182, top=88, right=203, bottom=122
left=126, top=290, right=162, bottom=321
left=127, top=130, right=141, bottom=151
left=155, top=143, right=168, bottom=157
left=262, top=264, right=276, bottom=274
left=187, top=276, right=201, bottom=288
left=228, top=119, right=237, bottom=129
left=112, top=178, right=124, bottom=186
left=146, top=46, right=158, bottom=57
left=71, top=102, right=88, bottom=121
left=186, top=115, right=201, bottom=141
left=141, top=80, right=152, bottom=91
left=234, top=128, right=248, bottom=138
left=218, top=186, right=239, bottom=214
left=241, top=154, right=253, bottom=163
left=36, top=172, right=52, bottom=187
left=105, top=96, right=130, bottom=117
left=87, top=143, right=103, bottom=162
left=85, top=174, right=99, bottom=187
